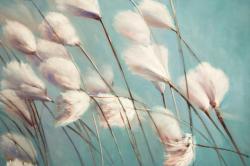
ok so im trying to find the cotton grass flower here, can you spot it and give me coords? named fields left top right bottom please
left=31, top=39, right=70, bottom=65
left=39, top=57, right=81, bottom=90
left=56, top=0, right=101, bottom=19
left=55, top=90, right=90, bottom=127
left=3, top=20, right=36, bottom=55
left=7, top=158, right=36, bottom=166
left=0, top=133, right=37, bottom=164
left=0, top=89, right=33, bottom=126
left=164, top=133, right=195, bottom=166
left=1, top=61, right=50, bottom=101
left=124, top=44, right=170, bottom=89
left=95, top=93, right=136, bottom=128
left=138, top=0, right=175, bottom=30
left=84, top=65, right=113, bottom=94
left=113, top=10, right=151, bottom=44
left=39, top=12, right=80, bottom=46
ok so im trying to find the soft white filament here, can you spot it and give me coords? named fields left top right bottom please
left=138, top=0, right=175, bottom=30
left=39, top=12, right=80, bottom=45
left=0, top=133, right=36, bottom=163
left=55, top=90, right=90, bottom=127
left=39, top=57, right=81, bottom=90
left=0, top=89, right=32, bottom=126
left=124, top=44, right=170, bottom=85
left=1, top=61, right=50, bottom=101
left=7, top=159, right=36, bottom=166
left=95, top=93, right=136, bottom=128
left=56, top=0, right=101, bottom=19
left=113, top=10, right=151, bottom=44
left=3, top=20, right=36, bottom=54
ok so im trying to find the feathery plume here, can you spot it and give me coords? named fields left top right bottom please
left=84, top=65, right=114, bottom=94
left=124, top=44, right=170, bottom=86
left=6, top=158, right=36, bottom=166
left=56, top=0, right=101, bottom=19
left=39, top=57, right=81, bottom=90
left=0, top=133, right=37, bottom=163
left=29, top=39, right=70, bottom=65
left=150, top=107, right=182, bottom=142
left=95, top=93, right=136, bottom=128
left=138, top=0, right=175, bottom=30
left=55, top=90, right=90, bottom=127
left=164, top=134, right=195, bottom=166
left=3, top=20, right=36, bottom=55
left=39, top=12, right=80, bottom=45
left=1, top=61, right=50, bottom=101
left=0, top=89, right=33, bottom=126
left=113, top=10, right=151, bottom=44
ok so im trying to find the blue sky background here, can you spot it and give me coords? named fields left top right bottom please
left=0, top=0, right=249, bottom=165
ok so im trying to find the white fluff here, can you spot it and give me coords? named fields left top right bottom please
left=138, top=0, right=175, bottom=30
left=39, top=57, right=81, bottom=90
left=84, top=65, right=113, bottom=94
left=31, top=39, right=70, bottom=64
left=95, top=93, right=136, bottom=128
left=1, top=61, right=50, bottom=101
left=55, top=90, right=90, bottom=127
left=3, top=20, right=36, bottom=54
left=0, top=89, right=33, bottom=126
left=39, top=12, right=80, bottom=45
left=194, top=62, right=229, bottom=108
left=56, top=0, right=101, bottom=19
left=150, top=107, right=182, bottom=142
left=164, top=133, right=195, bottom=166
left=7, top=159, right=36, bottom=166
left=113, top=10, right=151, bottom=44
left=0, top=133, right=36, bottom=163
left=124, top=44, right=170, bottom=86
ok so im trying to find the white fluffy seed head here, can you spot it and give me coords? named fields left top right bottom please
left=56, top=0, right=101, bottom=19
left=84, top=65, right=113, bottom=94
left=6, top=159, right=36, bottom=166
left=0, top=133, right=37, bottom=163
left=1, top=61, right=50, bottom=101
left=124, top=44, right=170, bottom=84
left=95, top=93, right=136, bottom=128
left=30, top=39, right=70, bottom=65
left=0, top=89, right=33, bottom=126
left=39, top=57, right=81, bottom=90
left=55, top=90, right=90, bottom=127
left=164, top=133, right=195, bottom=166
left=39, top=12, right=80, bottom=45
left=113, top=10, right=151, bottom=44
left=3, top=20, right=36, bottom=54
left=150, top=107, right=182, bottom=142
left=138, top=0, right=175, bottom=30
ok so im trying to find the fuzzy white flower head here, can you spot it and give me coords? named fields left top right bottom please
left=55, top=90, right=90, bottom=127
left=3, top=20, right=36, bottom=54
left=39, top=57, right=81, bottom=90
left=39, top=12, right=80, bottom=45
left=150, top=107, right=182, bottom=142
left=138, top=0, right=175, bottom=30
left=95, top=93, right=136, bottom=128
left=1, top=61, right=50, bottom=101
left=0, top=89, right=33, bottom=126
left=56, top=0, right=101, bottom=19
left=7, top=159, right=36, bottom=166
left=124, top=44, right=170, bottom=85
left=194, top=62, right=229, bottom=108
left=84, top=65, right=113, bottom=94
left=0, top=133, right=37, bottom=163
left=113, top=10, right=151, bottom=44
left=30, top=39, right=70, bottom=65
left=164, top=133, right=195, bottom=166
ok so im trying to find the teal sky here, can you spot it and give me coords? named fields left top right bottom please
left=0, top=0, right=249, bottom=165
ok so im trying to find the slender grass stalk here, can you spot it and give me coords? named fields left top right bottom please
left=161, top=92, right=167, bottom=108
left=92, top=113, right=104, bottom=166
left=169, top=87, right=181, bottom=120
left=215, top=108, right=247, bottom=166
left=0, top=54, right=7, bottom=65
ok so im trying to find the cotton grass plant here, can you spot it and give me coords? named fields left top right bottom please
left=0, top=0, right=248, bottom=166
